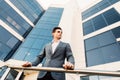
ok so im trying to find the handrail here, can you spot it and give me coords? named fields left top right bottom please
left=6, top=66, right=120, bottom=77
left=0, top=66, right=120, bottom=77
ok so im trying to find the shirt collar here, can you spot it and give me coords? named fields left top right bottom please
left=51, top=40, right=60, bottom=43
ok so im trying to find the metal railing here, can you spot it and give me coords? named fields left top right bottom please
left=0, top=65, right=120, bottom=80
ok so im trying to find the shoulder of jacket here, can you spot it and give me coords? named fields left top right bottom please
left=46, top=42, right=51, bottom=46
left=60, top=41, right=69, bottom=45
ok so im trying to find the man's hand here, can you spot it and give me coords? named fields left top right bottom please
left=63, top=62, right=74, bottom=70
left=22, top=62, right=32, bottom=67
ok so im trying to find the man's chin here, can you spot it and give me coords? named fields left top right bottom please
left=58, top=37, right=61, bottom=39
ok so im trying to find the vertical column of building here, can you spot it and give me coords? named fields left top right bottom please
left=57, top=0, right=86, bottom=80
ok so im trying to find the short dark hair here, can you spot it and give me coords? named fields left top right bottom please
left=52, top=27, right=62, bottom=33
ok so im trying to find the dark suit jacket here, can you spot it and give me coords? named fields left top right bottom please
left=32, top=41, right=75, bottom=80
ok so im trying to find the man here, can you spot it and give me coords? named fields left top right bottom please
left=22, top=27, right=75, bottom=80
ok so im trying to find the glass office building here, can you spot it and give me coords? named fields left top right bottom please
left=81, top=0, right=120, bottom=80
left=82, top=0, right=120, bottom=67
left=12, top=7, right=64, bottom=62
left=9, top=0, right=44, bottom=24
left=0, top=0, right=120, bottom=80
left=0, top=0, right=44, bottom=61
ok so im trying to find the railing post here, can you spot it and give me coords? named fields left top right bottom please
left=0, top=68, right=11, bottom=80
left=15, top=69, right=24, bottom=80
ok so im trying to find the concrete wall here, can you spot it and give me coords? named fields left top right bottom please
left=56, top=0, right=86, bottom=79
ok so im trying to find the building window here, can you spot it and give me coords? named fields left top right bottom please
left=103, top=8, right=120, bottom=25
left=0, top=26, right=20, bottom=61
left=112, top=26, right=120, bottom=38
left=0, top=0, right=32, bottom=38
left=85, top=31, right=120, bottom=67
left=82, top=0, right=119, bottom=20
left=83, top=20, right=94, bottom=35
left=83, top=8, right=120, bottom=35
left=80, top=75, right=120, bottom=80
left=9, top=0, right=44, bottom=24
left=92, top=14, right=107, bottom=30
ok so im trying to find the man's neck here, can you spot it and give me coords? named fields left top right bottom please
left=53, top=39, right=60, bottom=42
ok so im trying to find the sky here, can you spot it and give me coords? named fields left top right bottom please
left=78, top=0, right=96, bottom=9
left=37, top=0, right=96, bottom=9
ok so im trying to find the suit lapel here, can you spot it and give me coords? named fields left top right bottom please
left=48, top=43, right=52, bottom=55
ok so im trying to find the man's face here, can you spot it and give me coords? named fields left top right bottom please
left=52, top=29, right=62, bottom=39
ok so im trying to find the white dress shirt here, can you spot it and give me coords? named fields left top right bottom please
left=52, top=40, right=60, bottom=54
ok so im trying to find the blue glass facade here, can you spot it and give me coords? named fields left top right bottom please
left=9, top=0, right=44, bottom=24
left=83, top=8, right=120, bottom=35
left=82, top=0, right=120, bottom=20
left=84, top=26, right=120, bottom=66
left=12, top=7, right=64, bottom=62
left=0, top=0, right=45, bottom=61
left=0, top=0, right=32, bottom=38
left=0, top=26, right=21, bottom=61
left=82, top=0, right=120, bottom=67
left=112, top=26, right=120, bottom=38
left=81, top=75, right=119, bottom=80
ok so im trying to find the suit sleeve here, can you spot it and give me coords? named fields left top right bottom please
left=32, top=47, right=46, bottom=66
left=66, top=43, right=75, bottom=65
